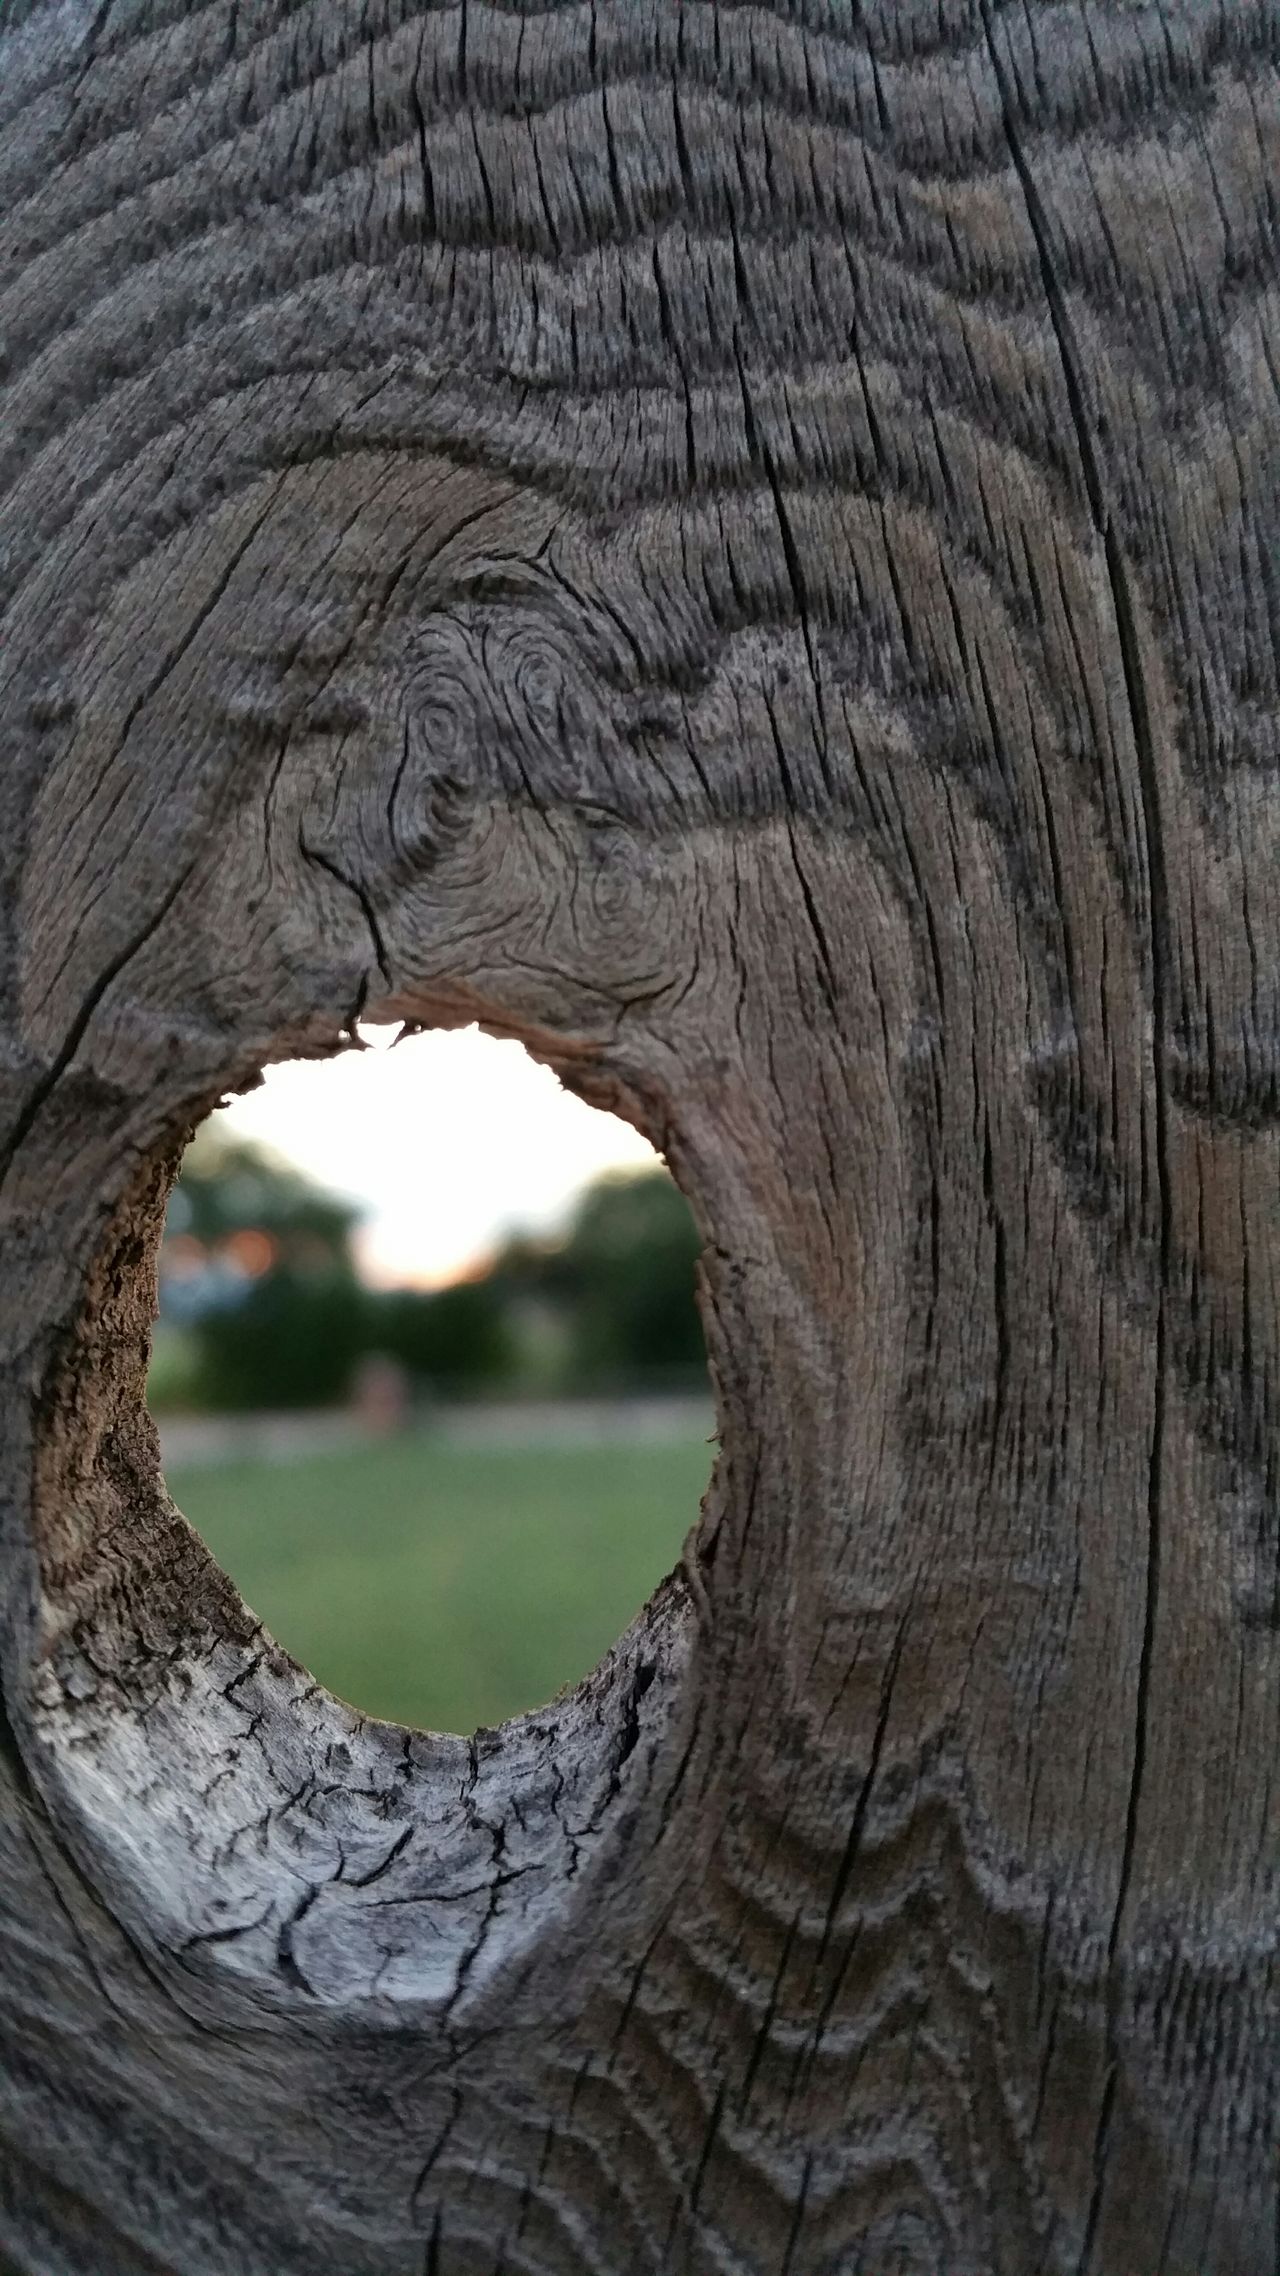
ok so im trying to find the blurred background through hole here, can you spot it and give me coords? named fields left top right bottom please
left=150, top=1024, right=713, bottom=1734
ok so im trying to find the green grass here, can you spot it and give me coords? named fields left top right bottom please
left=167, top=1432, right=710, bottom=1735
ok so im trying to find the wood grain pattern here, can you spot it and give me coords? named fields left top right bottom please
left=1, top=0, right=1278, bottom=2267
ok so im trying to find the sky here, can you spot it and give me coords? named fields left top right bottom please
left=212, top=1024, right=660, bottom=1288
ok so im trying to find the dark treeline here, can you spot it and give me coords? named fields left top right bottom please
left=151, top=1133, right=705, bottom=1412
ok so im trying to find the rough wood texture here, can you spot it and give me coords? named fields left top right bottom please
left=1, top=1, right=1278, bottom=2268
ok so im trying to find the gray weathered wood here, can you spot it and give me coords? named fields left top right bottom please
left=1, top=0, right=1278, bottom=2267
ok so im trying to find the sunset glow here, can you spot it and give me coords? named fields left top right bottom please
left=211, top=1025, right=660, bottom=1289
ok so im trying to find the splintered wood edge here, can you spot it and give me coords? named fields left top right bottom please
left=15, top=1069, right=711, bottom=2035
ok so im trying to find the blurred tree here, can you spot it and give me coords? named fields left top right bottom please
left=169, top=1127, right=359, bottom=1256
left=365, top=1280, right=514, bottom=1394
left=525, top=1170, right=704, bottom=1389
left=159, top=1130, right=366, bottom=1410
left=194, top=1266, right=367, bottom=1410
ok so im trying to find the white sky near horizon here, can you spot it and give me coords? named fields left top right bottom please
left=209, top=1023, right=660, bottom=1289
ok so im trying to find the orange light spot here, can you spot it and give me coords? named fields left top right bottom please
left=224, top=1228, right=277, bottom=1277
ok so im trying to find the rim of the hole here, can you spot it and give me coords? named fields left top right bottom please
left=9, top=1023, right=733, bottom=2023
left=125, top=1024, right=724, bottom=1744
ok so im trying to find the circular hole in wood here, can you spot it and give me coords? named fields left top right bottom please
left=148, top=1023, right=715, bottom=1735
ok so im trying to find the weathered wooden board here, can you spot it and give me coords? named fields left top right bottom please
left=0, top=1, right=1277, bottom=2267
